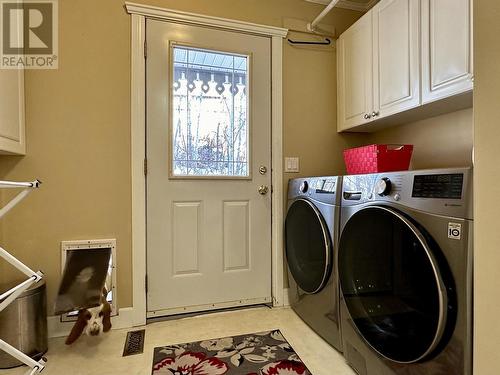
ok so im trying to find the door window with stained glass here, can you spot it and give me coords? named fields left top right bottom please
left=171, top=46, right=249, bottom=177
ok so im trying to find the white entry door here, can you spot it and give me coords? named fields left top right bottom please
left=146, top=19, right=272, bottom=317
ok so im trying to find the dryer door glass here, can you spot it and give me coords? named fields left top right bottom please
left=285, top=199, right=332, bottom=294
left=338, top=206, right=450, bottom=363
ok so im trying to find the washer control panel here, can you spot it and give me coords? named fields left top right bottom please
left=313, top=178, right=337, bottom=194
left=341, top=168, right=472, bottom=219
left=288, top=176, right=342, bottom=205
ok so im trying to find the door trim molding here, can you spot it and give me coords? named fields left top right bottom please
left=271, top=35, right=285, bottom=309
left=125, top=2, right=288, bottom=38
left=127, top=5, right=287, bottom=325
left=130, top=12, right=147, bottom=326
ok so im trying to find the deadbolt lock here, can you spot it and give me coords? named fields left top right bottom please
left=259, top=166, right=268, bottom=175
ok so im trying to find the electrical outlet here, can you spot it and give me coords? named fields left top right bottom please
left=285, top=157, right=300, bottom=173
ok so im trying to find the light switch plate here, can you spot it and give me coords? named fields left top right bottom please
left=285, top=157, right=300, bottom=173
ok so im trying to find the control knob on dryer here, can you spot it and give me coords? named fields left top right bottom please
left=299, top=181, right=309, bottom=193
left=376, top=177, right=392, bottom=196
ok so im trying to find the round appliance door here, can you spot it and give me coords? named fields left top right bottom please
left=339, top=206, right=452, bottom=364
left=285, top=199, right=332, bottom=294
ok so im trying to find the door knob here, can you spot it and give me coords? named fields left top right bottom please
left=258, top=185, right=269, bottom=195
left=364, top=113, right=372, bottom=120
left=372, top=111, right=380, bottom=117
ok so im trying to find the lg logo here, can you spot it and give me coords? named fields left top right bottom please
left=1, top=0, right=58, bottom=69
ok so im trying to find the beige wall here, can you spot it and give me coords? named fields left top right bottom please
left=0, top=0, right=133, bottom=308
left=283, top=34, right=368, bottom=182
left=0, top=0, right=363, bottom=312
left=473, top=1, right=500, bottom=373
left=367, top=108, right=473, bottom=170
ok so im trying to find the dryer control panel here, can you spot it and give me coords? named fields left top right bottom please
left=412, top=173, right=464, bottom=199
left=342, top=167, right=472, bottom=220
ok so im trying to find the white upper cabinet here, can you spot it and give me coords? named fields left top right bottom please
left=0, top=69, right=25, bottom=155
left=337, top=0, right=473, bottom=132
left=373, top=0, right=420, bottom=118
left=337, top=12, right=373, bottom=131
left=421, top=0, right=473, bottom=104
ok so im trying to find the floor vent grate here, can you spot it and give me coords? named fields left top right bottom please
left=122, top=329, right=146, bottom=357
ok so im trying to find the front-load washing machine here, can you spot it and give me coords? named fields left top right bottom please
left=338, top=168, right=472, bottom=375
left=285, top=176, right=343, bottom=352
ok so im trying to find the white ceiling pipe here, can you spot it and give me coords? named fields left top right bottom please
left=307, top=0, right=341, bottom=32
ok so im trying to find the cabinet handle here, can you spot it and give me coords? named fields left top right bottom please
left=372, top=111, right=380, bottom=117
left=364, top=113, right=372, bottom=120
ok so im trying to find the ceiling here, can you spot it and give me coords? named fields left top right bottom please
left=305, top=0, right=380, bottom=12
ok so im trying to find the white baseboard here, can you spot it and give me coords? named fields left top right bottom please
left=47, top=307, right=137, bottom=338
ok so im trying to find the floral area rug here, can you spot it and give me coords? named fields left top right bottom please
left=151, top=329, right=312, bottom=375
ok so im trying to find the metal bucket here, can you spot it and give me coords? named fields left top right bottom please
left=0, top=280, right=48, bottom=369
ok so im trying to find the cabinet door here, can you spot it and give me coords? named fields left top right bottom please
left=373, top=0, right=420, bottom=119
left=422, top=0, right=473, bottom=104
left=337, top=12, right=373, bottom=132
left=0, top=69, right=25, bottom=155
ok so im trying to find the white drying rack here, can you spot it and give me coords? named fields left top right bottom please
left=0, top=180, right=46, bottom=375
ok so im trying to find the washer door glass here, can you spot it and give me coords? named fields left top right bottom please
left=339, top=206, right=448, bottom=363
left=285, top=199, right=332, bottom=294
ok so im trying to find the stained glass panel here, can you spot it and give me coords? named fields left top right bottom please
left=171, top=46, right=249, bottom=177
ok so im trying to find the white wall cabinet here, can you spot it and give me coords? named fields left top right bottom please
left=421, top=0, right=473, bottom=104
left=337, top=12, right=373, bottom=131
left=0, top=69, right=25, bottom=154
left=337, top=0, right=473, bottom=132
left=373, top=0, right=420, bottom=118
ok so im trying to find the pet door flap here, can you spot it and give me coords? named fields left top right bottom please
left=54, top=248, right=111, bottom=315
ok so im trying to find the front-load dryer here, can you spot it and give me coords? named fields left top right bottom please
left=285, top=176, right=343, bottom=352
left=338, top=168, right=472, bottom=375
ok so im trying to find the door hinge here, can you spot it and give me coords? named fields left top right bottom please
left=144, top=40, right=147, bottom=59
left=145, top=275, right=148, bottom=294
left=144, top=158, right=148, bottom=176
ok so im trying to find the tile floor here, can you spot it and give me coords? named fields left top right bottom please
left=3, top=306, right=355, bottom=375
